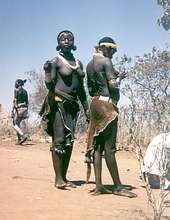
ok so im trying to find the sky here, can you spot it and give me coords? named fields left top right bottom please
left=0, top=0, right=169, bottom=111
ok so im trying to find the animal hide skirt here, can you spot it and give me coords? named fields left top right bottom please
left=86, top=97, right=119, bottom=158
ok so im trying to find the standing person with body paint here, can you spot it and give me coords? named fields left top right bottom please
left=85, top=37, right=137, bottom=198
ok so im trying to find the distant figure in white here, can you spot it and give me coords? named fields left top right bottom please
left=142, top=133, right=170, bottom=189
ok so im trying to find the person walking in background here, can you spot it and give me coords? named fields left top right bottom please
left=40, top=30, right=89, bottom=189
left=11, top=79, right=28, bottom=145
left=85, top=37, right=137, bottom=198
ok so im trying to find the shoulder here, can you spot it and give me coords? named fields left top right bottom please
left=21, top=88, right=28, bottom=94
left=23, top=88, right=28, bottom=92
left=43, top=56, right=59, bottom=71
left=92, top=55, right=112, bottom=68
left=50, top=56, right=61, bottom=64
left=86, top=59, right=93, bottom=73
left=98, top=57, right=114, bottom=72
left=44, top=56, right=60, bottom=65
left=101, top=57, right=112, bottom=66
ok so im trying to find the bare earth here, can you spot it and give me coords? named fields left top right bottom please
left=0, top=135, right=170, bottom=220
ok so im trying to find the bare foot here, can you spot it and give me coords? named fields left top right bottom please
left=121, top=184, right=133, bottom=190
left=113, top=187, right=137, bottom=198
left=66, top=181, right=77, bottom=188
left=54, top=178, right=67, bottom=189
left=56, top=184, right=67, bottom=189
left=89, top=186, right=112, bottom=196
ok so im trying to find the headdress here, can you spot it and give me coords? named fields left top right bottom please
left=98, top=37, right=117, bottom=49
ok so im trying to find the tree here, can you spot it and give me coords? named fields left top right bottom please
left=115, top=47, right=170, bottom=220
left=25, top=70, right=47, bottom=113
left=157, top=0, right=170, bottom=30
left=119, top=47, right=170, bottom=147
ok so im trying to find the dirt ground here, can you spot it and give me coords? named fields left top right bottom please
left=0, top=135, right=170, bottom=220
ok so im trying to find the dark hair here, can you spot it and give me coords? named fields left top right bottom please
left=15, top=79, right=27, bottom=88
left=99, top=37, right=116, bottom=45
left=56, top=30, right=77, bottom=51
left=57, top=30, right=74, bottom=43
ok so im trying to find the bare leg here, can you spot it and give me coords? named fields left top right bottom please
left=105, top=151, right=121, bottom=185
left=51, top=150, right=66, bottom=188
left=15, top=116, right=23, bottom=141
left=104, top=120, right=137, bottom=198
left=105, top=120, right=120, bottom=185
left=62, top=144, right=76, bottom=188
left=52, top=111, right=66, bottom=189
left=90, top=144, right=112, bottom=195
left=104, top=119, right=121, bottom=185
left=93, top=145, right=102, bottom=188
left=15, top=116, right=27, bottom=144
left=62, top=144, right=73, bottom=180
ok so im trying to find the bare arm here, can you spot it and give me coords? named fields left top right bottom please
left=43, top=60, right=56, bottom=91
left=104, top=58, right=120, bottom=89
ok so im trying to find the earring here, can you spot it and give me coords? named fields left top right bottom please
left=56, top=45, right=61, bottom=51
left=72, top=45, right=77, bottom=51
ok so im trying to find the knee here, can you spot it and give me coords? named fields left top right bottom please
left=105, top=145, right=116, bottom=156
left=53, top=137, right=65, bottom=145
